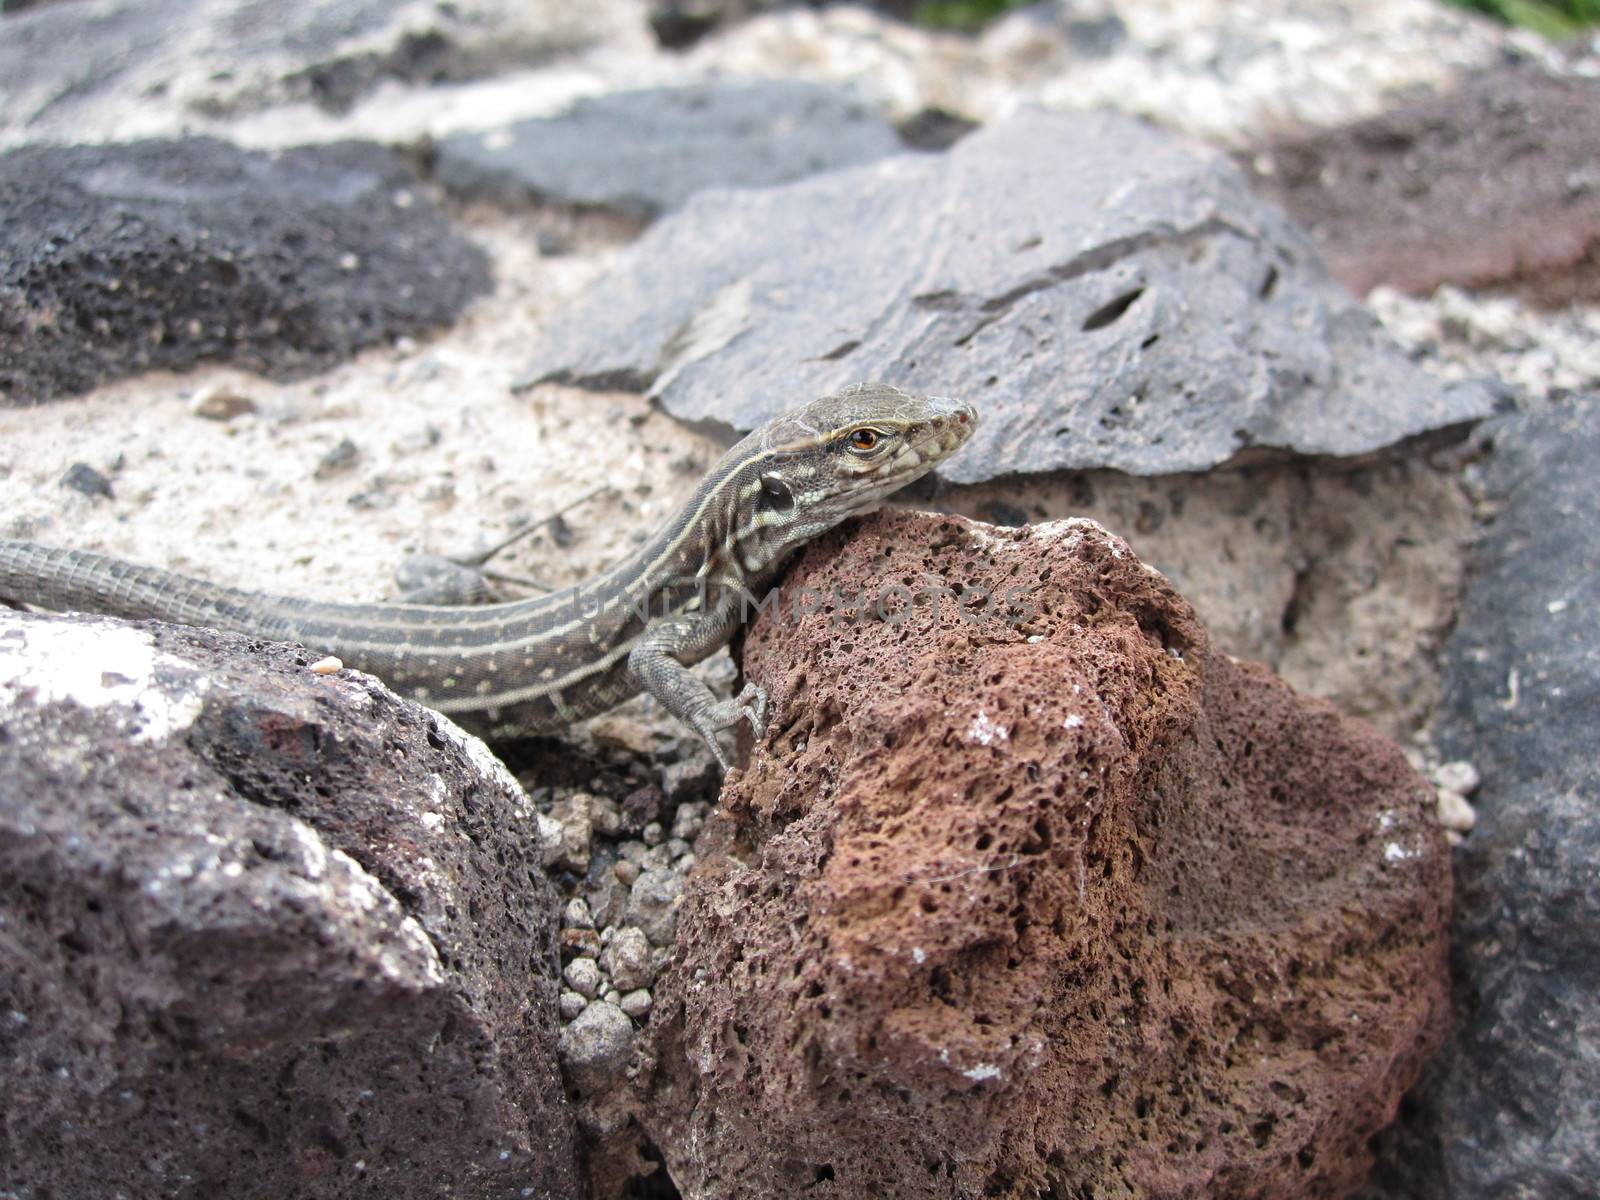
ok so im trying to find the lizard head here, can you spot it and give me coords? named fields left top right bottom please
left=725, top=382, right=978, bottom=571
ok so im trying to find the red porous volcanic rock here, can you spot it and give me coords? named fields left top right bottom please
left=634, top=511, right=1450, bottom=1199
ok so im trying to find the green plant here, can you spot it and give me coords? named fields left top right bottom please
left=913, top=0, right=1033, bottom=33
left=1450, top=0, right=1600, bottom=39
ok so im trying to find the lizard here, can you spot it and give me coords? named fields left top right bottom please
left=0, top=382, right=976, bottom=769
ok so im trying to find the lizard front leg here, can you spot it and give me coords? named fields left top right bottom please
left=627, top=604, right=769, bottom=772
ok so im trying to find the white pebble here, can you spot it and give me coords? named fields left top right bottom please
left=1437, top=790, right=1477, bottom=834
left=1432, top=760, right=1481, bottom=797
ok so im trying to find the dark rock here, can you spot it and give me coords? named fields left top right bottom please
left=1240, top=63, right=1600, bottom=306
left=435, top=81, right=904, bottom=221
left=519, top=109, right=1495, bottom=482
left=314, top=436, right=362, bottom=479
left=1367, top=396, right=1600, bottom=1199
left=0, top=0, right=629, bottom=136
left=659, top=745, right=719, bottom=802
left=895, top=107, right=978, bottom=151
left=60, top=461, right=114, bottom=499
left=637, top=510, right=1452, bottom=1197
left=0, top=610, right=581, bottom=1199
left=392, top=553, right=495, bottom=605
left=0, top=137, right=490, bottom=404
left=621, top=785, right=663, bottom=832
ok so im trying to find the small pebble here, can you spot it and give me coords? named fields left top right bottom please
left=309, top=656, right=344, bottom=675
left=614, top=859, right=641, bottom=886
left=558, top=991, right=588, bottom=1021
left=642, top=822, right=665, bottom=847
left=625, top=868, right=685, bottom=947
left=618, top=840, right=649, bottom=866
left=190, top=385, right=258, bottom=421
left=563, top=897, right=594, bottom=929
left=561, top=928, right=601, bottom=958
left=1433, top=760, right=1481, bottom=797
left=563, top=956, right=601, bottom=999
left=600, top=926, right=654, bottom=992
left=535, top=813, right=565, bottom=867
left=314, top=438, right=360, bottom=479
left=60, top=462, right=114, bottom=500
left=621, top=786, right=662, bottom=831
left=1437, top=790, right=1477, bottom=835
left=591, top=795, right=625, bottom=838
left=642, top=844, right=672, bottom=873
left=603, top=989, right=622, bottom=1007
left=666, top=838, right=691, bottom=860
left=347, top=487, right=395, bottom=511
left=671, top=801, right=710, bottom=841
left=619, top=989, right=653, bottom=1020
left=557, top=1001, right=634, bottom=1093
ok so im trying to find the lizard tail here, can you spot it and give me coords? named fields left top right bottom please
left=0, top=540, right=292, bottom=638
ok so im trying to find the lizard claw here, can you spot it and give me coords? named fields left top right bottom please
left=736, top=681, right=770, bottom=743
left=692, top=682, right=771, bottom=772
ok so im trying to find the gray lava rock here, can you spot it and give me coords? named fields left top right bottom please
left=436, top=80, right=905, bottom=220
left=1369, top=396, right=1600, bottom=1199
left=0, top=137, right=490, bottom=404
left=0, top=610, right=580, bottom=1199
left=519, top=109, right=1495, bottom=482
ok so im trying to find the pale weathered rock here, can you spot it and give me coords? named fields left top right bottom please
left=436, top=80, right=904, bottom=220
left=520, top=109, right=1495, bottom=482
left=637, top=510, right=1450, bottom=1198
left=0, top=610, right=580, bottom=1199
left=0, top=137, right=490, bottom=404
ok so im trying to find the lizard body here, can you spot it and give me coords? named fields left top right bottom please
left=0, top=383, right=975, bottom=767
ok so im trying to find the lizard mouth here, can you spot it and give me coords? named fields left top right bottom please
left=905, top=399, right=978, bottom=465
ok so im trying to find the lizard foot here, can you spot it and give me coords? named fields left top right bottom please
left=692, top=682, right=770, bottom=772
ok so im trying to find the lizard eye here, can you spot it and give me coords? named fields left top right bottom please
left=848, top=428, right=882, bottom=452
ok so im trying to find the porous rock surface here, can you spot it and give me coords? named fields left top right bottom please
left=1366, top=396, right=1600, bottom=1199
left=0, top=610, right=580, bottom=1199
left=637, top=511, right=1451, bottom=1198
left=436, top=79, right=905, bottom=220
left=0, top=137, right=490, bottom=404
left=1242, top=62, right=1600, bottom=305
left=520, top=108, right=1495, bottom=482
